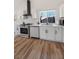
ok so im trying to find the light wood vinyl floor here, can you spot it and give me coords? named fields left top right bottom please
left=14, top=36, right=64, bottom=59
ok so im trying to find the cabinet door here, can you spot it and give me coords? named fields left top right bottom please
left=30, top=26, right=39, bottom=38
left=55, top=27, right=64, bottom=42
left=55, top=27, right=61, bottom=42
left=60, top=27, right=64, bottom=42
left=46, top=26, right=55, bottom=41
left=40, top=26, right=47, bottom=39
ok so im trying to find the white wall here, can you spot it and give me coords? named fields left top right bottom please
left=59, top=3, right=64, bottom=17
left=14, top=0, right=27, bottom=18
left=14, top=0, right=64, bottom=24
left=31, top=0, right=64, bottom=24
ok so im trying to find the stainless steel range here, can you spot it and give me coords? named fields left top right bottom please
left=20, top=23, right=32, bottom=37
left=20, top=26, right=28, bottom=34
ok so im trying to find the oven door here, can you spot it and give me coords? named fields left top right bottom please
left=20, top=28, right=28, bottom=34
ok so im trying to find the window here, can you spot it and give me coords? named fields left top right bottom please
left=40, top=10, right=56, bottom=23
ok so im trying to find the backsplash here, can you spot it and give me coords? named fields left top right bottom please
left=14, top=16, right=39, bottom=25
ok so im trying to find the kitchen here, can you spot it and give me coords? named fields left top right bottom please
left=14, top=0, right=64, bottom=59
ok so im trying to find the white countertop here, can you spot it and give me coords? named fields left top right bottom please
left=19, top=23, right=64, bottom=29
left=30, top=23, right=64, bottom=28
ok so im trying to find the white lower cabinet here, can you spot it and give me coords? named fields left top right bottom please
left=55, top=27, right=61, bottom=42
left=40, top=26, right=64, bottom=42
left=54, top=27, right=64, bottom=42
left=45, top=26, right=55, bottom=41
left=30, top=25, right=64, bottom=42
left=40, top=26, right=55, bottom=41
left=60, top=27, right=64, bottom=42
left=14, top=24, right=20, bottom=36
left=30, top=26, right=39, bottom=38
left=40, top=26, right=47, bottom=40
